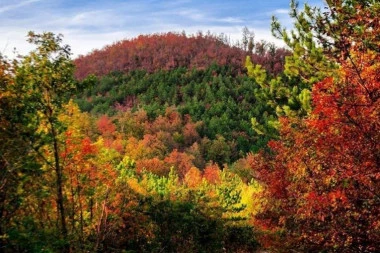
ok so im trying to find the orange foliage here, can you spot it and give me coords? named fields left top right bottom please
left=183, top=121, right=200, bottom=145
left=203, top=163, right=221, bottom=184
left=124, top=136, right=150, bottom=160
left=110, top=135, right=124, bottom=154
left=184, top=167, right=203, bottom=188
left=164, top=149, right=194, bottom=179
left=97, top=115, right=116, bottom=136
left=136, top=157, right=169, bottom=176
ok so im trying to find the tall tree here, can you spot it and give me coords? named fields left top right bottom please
left=253, top=0, right=380, bottom=251
left=0, top=55, right=29, bottom=251
left=13, top=32, right=76, bottom=249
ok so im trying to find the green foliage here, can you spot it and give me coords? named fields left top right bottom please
left=112, top=158, right=260, bottom=252
left=6, top=217, right=64, bottom=253
left=146, top=200, right=225, bottom=252
left=243, top=0, right=348, bottom=140
left=75, top=64, right=275, bottom=164
left=0, top=32, right=78, bottom=251
left=245, top=56, right=267, bottom=87
left=271, top=0, right=339, bottom=85
left=245, top=55, right=311, bottom=139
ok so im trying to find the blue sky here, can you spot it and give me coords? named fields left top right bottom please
left=0, top=0, right=323, bottom=58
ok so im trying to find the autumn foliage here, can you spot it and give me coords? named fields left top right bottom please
left=74, top=32, right=288, bottom=79
left=1, top=0, right=380, bottom=252
left=251, top=1, right=380, bottom=251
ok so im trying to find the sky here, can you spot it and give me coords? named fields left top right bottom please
left=0, top=0, right=323, bottom=59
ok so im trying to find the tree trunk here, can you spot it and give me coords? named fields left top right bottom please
left=50, top=121, right=69, bottom=251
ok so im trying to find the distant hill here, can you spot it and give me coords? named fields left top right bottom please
left=74, top=32, right=289, bottom=79
left=73, top=32, right=290, bottom=164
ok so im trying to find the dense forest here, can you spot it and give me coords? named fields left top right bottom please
left=74, top=31, right=289, bottom=80
left=0, top=0, right=379, bottom=252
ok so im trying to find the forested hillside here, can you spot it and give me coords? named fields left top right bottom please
left=0, top=0, right=379, bottom=252
left=74, top=32, right=289, bottom=79
left=74, top=66, right=272, bottom=164
left=73, top=32, right=291, bottom=168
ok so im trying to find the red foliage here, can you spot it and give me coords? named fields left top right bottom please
left=136, top=157, right=169, bottom=176
left=145, top=108, right=182, bottom=134
left=252, top=51, right=380, bottom=251
left=203, top=163, right=221, bottom=184
left=250, top=42, right=290, bottom=76
left=97, top=115, right=116, bottom=136
left=110, top=135, right=124, bottom=154
left=251, top=2, right=380, bottom=248
left=74, top=32, right=288, bottom=79
left=183, top=121, right=200, bottom=145
left=81, top=136, right=96, bottom=155
left=164, top=149, right=194, bottom=179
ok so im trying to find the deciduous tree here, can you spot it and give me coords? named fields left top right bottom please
left=253, top=1, right=380, bottom=251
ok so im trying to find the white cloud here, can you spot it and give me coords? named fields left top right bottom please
left=177, top=9, right=206, bottom=21
left=0, top=0, right=42, bottom=14
left=217, top=17, right=244, bottom=24
left=273, top=8, right=289, bottom=14
left=50, top=9, right=123, bottom=29
left=0, top=28, right=35, bottom=58
left=0, top=0, right=293, bottom=59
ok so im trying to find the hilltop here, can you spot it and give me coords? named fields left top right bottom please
left=74, top=32, right=288, bottom=79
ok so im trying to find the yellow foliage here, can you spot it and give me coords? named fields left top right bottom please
left=245, top=56, right=267, bottom=87
left=184, top=167, right=202, bottom=188
left=58, top=100, right=92, bottom=138
left=127, top=178, right=147, bottom=196
left=241, top=180, right=263, bottom=218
